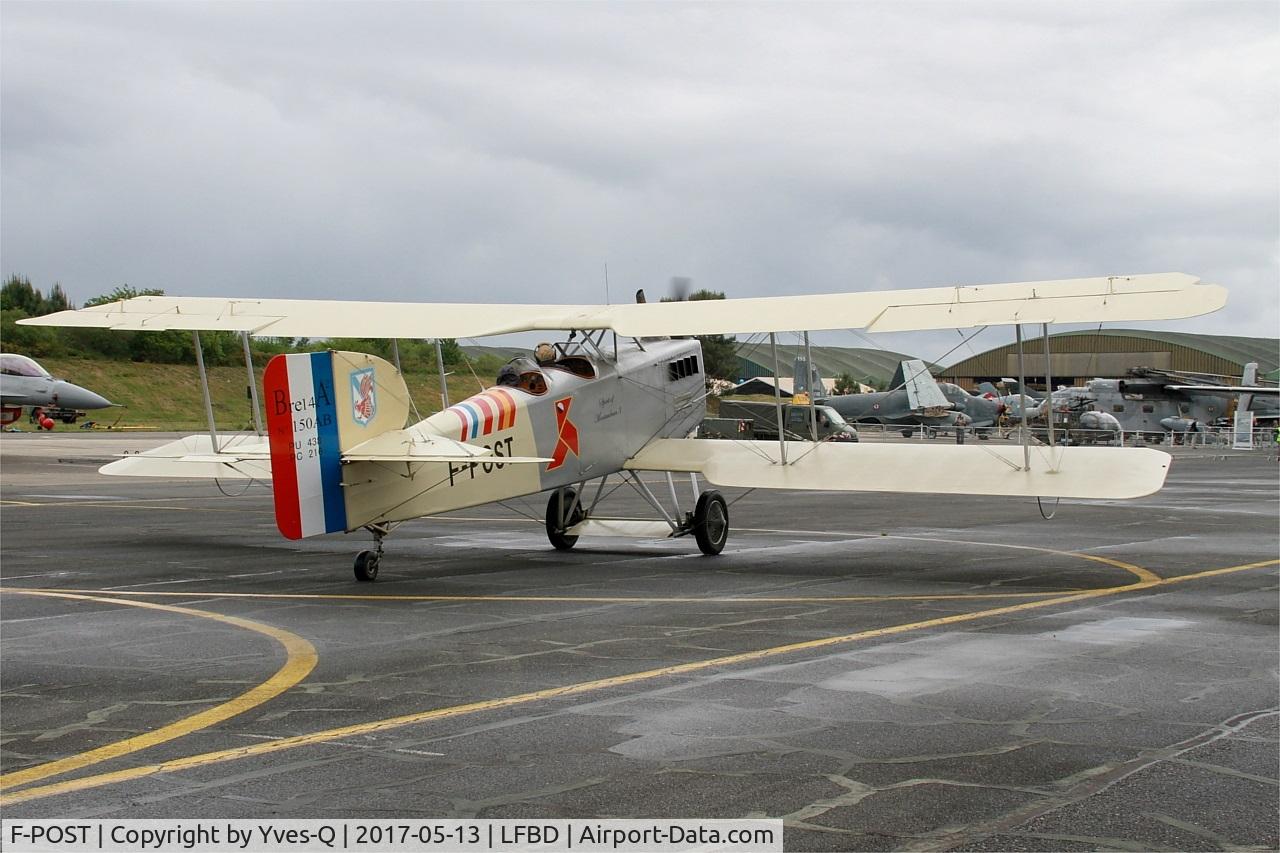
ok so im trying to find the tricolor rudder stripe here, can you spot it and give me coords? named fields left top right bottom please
left=264, top=353, right=348, bottom=539
left=448, top=388, right=518, bottom=441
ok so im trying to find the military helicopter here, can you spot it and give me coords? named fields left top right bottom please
left=21, top=272, right=1227, bottom=581
left=1000, top=364, right=1277, bottom=444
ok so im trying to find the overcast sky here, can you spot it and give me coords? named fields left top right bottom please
left=3, top=1, right=1276, bottom=363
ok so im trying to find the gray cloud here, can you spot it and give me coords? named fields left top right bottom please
left=2, top=1, right=1275, bottom=362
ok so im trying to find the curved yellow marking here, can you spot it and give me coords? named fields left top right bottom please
left=0, top=589, right=317, bottom=792
left=903, top=535, right=1161, bottom=584
left=2, top=559, right=1273, bottom=806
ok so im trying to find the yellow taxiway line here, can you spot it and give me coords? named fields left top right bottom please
left=1, top=558, right=1273, bottom=806
left=0, top=590, right=317, bottom=793
left=12, top=587, right=1071, bottom=604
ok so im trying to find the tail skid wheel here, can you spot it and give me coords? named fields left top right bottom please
left=354, top=550, right=380, bottom=582
left=693, top=490, right=729, bottom=556
left=546, top=488, right=585, bottom=551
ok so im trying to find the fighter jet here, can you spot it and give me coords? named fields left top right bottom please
left=817, top=359, right=1005, bottom=436
left=0, top=353, right=115, bottom=427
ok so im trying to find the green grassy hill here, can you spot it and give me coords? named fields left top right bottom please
left=30, top=358, right=503, bottom=431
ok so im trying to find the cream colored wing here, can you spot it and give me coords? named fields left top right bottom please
left=20, top=273, right=1224, bottom=337
left=625, top=439, right=1171, bottom=501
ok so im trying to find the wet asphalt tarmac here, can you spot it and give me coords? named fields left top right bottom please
left=1, top=433, right=1277, bottom=851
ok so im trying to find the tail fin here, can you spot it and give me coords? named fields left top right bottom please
left=793, top=357, right=825, bottom=398
left=264, top=351, right=409, bottom=539
left=892, top=359, right=949, bottom=411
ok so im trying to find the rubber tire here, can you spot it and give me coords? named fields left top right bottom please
left=693, top=490, right=729, bottom=556
left=546, top=489, right=584, bottom=551
left=354, top=550, right=380, bottom=582
left=900, top=429, right=913, bottom=438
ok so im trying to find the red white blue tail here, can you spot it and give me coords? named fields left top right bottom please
left=265, top=353, right=347, bottom=539
left=263, top=350, right=410, bottom=539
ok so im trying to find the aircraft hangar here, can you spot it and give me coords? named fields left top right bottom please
left=734, top=342, right=921, bottom=387
left=939, top=328, right=1280, bottom=391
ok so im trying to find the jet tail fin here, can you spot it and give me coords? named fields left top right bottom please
left=792, top=357, right=826, bottom=398
left=892, top=359, right=950, bottom=411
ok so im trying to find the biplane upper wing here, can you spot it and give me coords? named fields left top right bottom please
left=20, top=273, right=1225, bottom=337
left=626, top=439, right=1170, bottom=501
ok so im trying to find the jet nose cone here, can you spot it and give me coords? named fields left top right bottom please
left=51, top=380, right=114, bottom=410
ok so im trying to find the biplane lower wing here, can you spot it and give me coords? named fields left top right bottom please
left=625, top=439, right=1170, bottom=501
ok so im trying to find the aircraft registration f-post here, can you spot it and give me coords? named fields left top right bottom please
left=22, top=272, right=1228, bottom=581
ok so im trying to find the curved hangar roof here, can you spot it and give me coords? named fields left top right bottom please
left=942, top=328, right=1279, bottom=381
left=735, top=342, right=925, bottom=385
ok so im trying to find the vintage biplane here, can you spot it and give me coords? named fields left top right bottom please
left=21, top=273, right=1227, bottom=581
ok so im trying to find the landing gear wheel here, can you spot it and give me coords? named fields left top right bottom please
left=354, top=550, right=380, bottom=582
left=693, top=490, right=729, bottom=556
left=546, top=489, right=585, bottom=551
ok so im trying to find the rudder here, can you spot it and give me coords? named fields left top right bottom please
left=264, top=351, right=409, bottom=539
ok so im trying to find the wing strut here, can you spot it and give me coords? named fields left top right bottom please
left=1042, top=323, right=1055, bottom=458
left=434, top=339, right=449, bottom=409
left=193, top=330, right=219, bottom=452
left=241, top=331, right=263, bottom=436
left=1014, top=325, right=1030, bottom=471
left=804, top=331, right=818, bottom=441
left=770, top=332, right=787, bottom=464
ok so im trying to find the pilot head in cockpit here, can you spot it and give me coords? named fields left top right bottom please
left=496, top=365, right=520, bottom=387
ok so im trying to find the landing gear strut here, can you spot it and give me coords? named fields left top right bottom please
left=540, top=475, right=731, bottom=555
left=545, top=488, right=585, bottom=551
left=354, top=524, right=388, bottom=582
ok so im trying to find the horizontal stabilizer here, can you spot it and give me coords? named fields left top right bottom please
left=626, top=439, right=1170, bottom=500
left=20, top=273, right=1226, bottom=337
left=100, top=434, right=271, bottom=480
